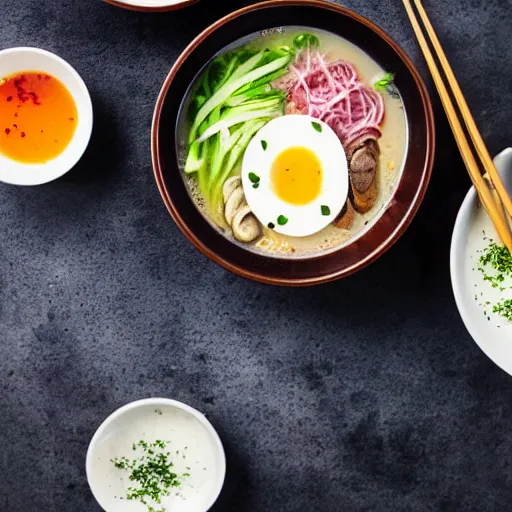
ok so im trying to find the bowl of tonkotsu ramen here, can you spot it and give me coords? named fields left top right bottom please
left=152, top=0, right=435, bottom=286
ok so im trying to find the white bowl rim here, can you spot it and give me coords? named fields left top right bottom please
left=105, top=0, right=197, bottom=9
left=85, top=397, right=226, bottom=511
left=450, top=147, right=512, bottom=375
left=0, top=46, right=93, bottom=186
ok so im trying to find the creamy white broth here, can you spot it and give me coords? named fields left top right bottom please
left=177, top=27, right=408, bottom=259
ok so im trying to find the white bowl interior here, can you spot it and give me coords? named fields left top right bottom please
left=112, top=0, right=191, bottom=6
left=451, top=148, right=512, bottom=375
left=86, top=399, right=225, bottom=512
left=0, top=47, right=93, bottom=185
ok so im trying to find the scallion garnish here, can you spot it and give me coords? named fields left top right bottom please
left=312, top=121, right=322, bottom=133
left=476, top=241, right=512, bottom=322
left=248, top=172, right=260, bottom=183
left=277, top=215, right=288, bottom=226
left=293, top=33, right=320, bottom=49
left=494, top=299, right=512, bottom=320
left=111, top=440, right=189, bottom=512
left=261, top=140, right=268, bottom=151
left=374, top=72, right=395, bottom=91
left=321, top=205, right=330, bottom=216
left=479, top=242, right=512, bottom=276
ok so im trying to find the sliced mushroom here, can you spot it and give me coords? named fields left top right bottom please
left=347, top=138, right=380, bottom=214
left=333, top=198, right=355, bottom=229
left=222, top=176, right=263, bottom=244
left=223, top=176, right=241, bottom=205
left=231, top=204, right=261, bottom=243
left=224, top=186, right=246, bottom=227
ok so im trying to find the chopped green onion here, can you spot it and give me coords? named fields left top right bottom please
left=261, top=140, right=268, bottom=151
left=252, top=182, right=260, bottom=189
left=479, top=242, right=512, bottom=275
left=248, top=172, right=260, bottom=183
left=374, top=72, right=395, bottom=91
left=293, top=33, right=320, bottom=49
left=312, top=121, right=322, bottom=133
left=111, top=440, right=189, bottom=512
left=277, top=215, right=288, bottom=226
left=477, top=241, right=512, bottom=322
left=494, top=299, right=512, bottom=320
left=321, top=205, right=330, bottom=216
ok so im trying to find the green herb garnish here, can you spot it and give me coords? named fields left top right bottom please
left=248, top=172, right=260, bottom=183
left=374, top=72, right=395, bottom=91
left=252, top=182, right=260, bottom=189
left=293, top=33, right=320, bottom=49
left=321, top=205, right=330, bottom=216
left=483, top=272, right=505, bottom=288
left=277, top=215, right=288, bottom=226
left=267, top=222, right=275, bottom=229
left=312, top=121, right=322, bottom=133
left=112, top=440, right=189, bottom=512
left=479, top=242, right=512, bottom=276
left=493, top=299, right=512, bottom=320
left=261, top=140, right=268, bottom=151
left=476, top=241, right=512, bottom=322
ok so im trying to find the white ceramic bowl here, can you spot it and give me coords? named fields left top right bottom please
left=0, top=47, right=93, bottom=186
left=104, top=0, right=198, bottom=11
left=86, top=398, right=226, bottom=512
left=451, top=148, right=512, bottom=375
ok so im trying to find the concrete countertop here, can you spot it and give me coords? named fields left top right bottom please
left=1, top=0, right=511, bottom=510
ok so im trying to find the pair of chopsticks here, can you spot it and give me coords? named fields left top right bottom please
left=402, top=0, right=512, bottom=252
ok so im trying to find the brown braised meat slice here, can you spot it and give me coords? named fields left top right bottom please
left=347, top=138, right=380, bottom=214
left=333, top=198, right=355, bottom=229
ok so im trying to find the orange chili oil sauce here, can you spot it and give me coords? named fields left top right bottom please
left=0, top=72, right=78, bottom=164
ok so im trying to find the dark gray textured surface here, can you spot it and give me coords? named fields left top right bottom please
left=1, top=0, right=511, bottom=510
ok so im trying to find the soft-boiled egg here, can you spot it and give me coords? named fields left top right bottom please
left=241, top=115, right=349, bottom=237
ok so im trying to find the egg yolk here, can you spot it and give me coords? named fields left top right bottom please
left=0, top=72, right=78, bottom=164
left=270, top=146, right=323, bottom=205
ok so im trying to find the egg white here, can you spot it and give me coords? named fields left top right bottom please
left=241, top=115, right=349, bottom=237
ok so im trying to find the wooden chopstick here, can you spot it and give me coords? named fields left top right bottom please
left=402, top=0, right=512, bottom=252
left=411, top=0, right=512, bottom=221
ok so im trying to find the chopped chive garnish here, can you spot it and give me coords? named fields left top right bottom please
left=267, top=222, right=275, bottom=229
left=312, top=121, right=322, bottom=133
left=494, top=299, right=512, bottom=320
left=374, top=72, right=395, bottom=91
left=252, top=182, right=260, bottom=189
left=476, top=241, right=512, bottom=322
left=261, top=140, right=268, bottom=151
left=111, top=440, right=188, bottom=511
left=277, top=215, right=288, bottom=226
left=248, top=172, right=260, bottom=183
left=321, top=205, right=330, bottom=216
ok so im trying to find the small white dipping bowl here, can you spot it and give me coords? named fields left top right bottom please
left=0, top=47, right=93, bottom=186
left=86, top=398, right=226, bottom=512
left=451, top=148, right=512, bottom=375
left=105, top=0, right=198, bottom=10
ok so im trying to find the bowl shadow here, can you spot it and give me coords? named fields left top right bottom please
left=210, top=436, right=254, bottom=512
left=62, top=95, right=123, bottom=186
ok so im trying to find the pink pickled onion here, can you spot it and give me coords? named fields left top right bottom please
left=287, top=51, right=384, bottom=148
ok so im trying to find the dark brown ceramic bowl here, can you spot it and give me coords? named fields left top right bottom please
left=152, top=0, right=435, bottom=286
left=104, top=0, right=198, bottom=12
